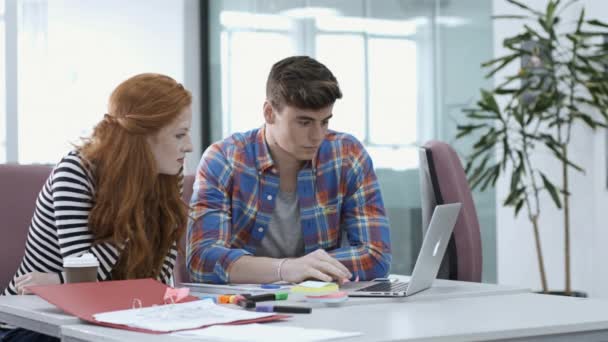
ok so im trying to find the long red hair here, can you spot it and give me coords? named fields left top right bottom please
left=79, top=73, right=192, bottom=280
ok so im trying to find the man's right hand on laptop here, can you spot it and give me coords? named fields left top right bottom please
left=281, top=249, right=352, bottom=283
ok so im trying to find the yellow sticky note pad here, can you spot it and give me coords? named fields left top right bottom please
left=290, top=281, right=339, bottom=295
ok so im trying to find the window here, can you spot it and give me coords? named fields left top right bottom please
left=316, top=34, right=365, bottom=141
left=219, top=11, right=296, bottom=137
left=217, top=7, right=425, bottom=170
left=368, top=38, right=417, bottom=146
left=4, top=0, right=189, bottom=164
left=208, top=0, right=496, bottom=280
left=222, top=30, right=295, bottom=136
left=0, top=0, right=6, bottom=163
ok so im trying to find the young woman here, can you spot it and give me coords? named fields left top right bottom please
left=1, top=73, right=193, bottom=341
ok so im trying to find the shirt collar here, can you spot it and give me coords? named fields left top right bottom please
left=255, top=126, right=275, bottom=173
left=255, top=125, right=318, bottom=173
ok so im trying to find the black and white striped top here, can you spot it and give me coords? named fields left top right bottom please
left=2, top=151, right=178, bottom=295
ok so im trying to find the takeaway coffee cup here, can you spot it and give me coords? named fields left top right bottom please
left=63, top=253, right=99, bottom=283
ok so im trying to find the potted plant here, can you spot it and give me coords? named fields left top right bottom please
left=457, top=0, right=608, bottom=295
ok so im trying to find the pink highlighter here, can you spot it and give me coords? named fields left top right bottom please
left=305, top=291, right=349, bottom=304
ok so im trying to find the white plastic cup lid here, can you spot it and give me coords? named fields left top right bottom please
left=63, top=253, right=99, bottom=268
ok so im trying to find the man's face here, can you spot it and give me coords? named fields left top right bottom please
left=265, top=102, right=333, bottom=161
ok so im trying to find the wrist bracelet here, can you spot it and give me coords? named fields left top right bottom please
left=277, top=258, right=288, bottom=281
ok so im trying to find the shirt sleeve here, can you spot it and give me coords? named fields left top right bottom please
left=52, top=155, right=122, bottom=281
left=158, top=243, right=178, bottom=285
left=327, top=141, right=392, bottom=280
left=187, top=144, right=251, bottom=284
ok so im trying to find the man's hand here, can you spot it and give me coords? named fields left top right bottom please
left=281, top=249, right=352, bottom=283
left=15, top=272, right=60, bottom=295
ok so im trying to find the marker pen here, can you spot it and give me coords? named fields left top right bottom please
left=255, top=305, right=312, bottom=314
left=248, top=293, right=276, bottom=302
left=237, top=299, right=255, bottom=309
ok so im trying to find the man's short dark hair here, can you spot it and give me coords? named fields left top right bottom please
left=266, top=56, right=342, bottom=110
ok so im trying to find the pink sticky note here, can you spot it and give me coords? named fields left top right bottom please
left=164, top=287, right=190, bottom=303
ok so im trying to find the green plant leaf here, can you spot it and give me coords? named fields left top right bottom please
left=510, top=161, right=525, bottom=193
left=481, top=165, right=501, bottom=191
left=538, top=18, right=549, bottom=34
left=572, top=111, right=598, bottom=129
left=485, top=54, right=519, bottom=78
left=578, top=31, right=606, bottom=37
left=539, top=172, right=562, bottom=209
left=495, top=88, right=519, bottom=95
left=545, top=0, right=558, bottom=28
left=492, top=15, right=531, bottom=19
left=544, top=142, right=585, bottom=173
left=480, top=89, right=502, bottom=115
left=514, top=198, right=525, bottom=215
left=506, top=0, right=542, bottom=15
left=503, top=186, right=526, bottom=206
left=575, top=8, right=585, bottom=33
left=503, top=32, right=533, bottom=49
left=523, top=25, right=548, bottom=41
left=587, top=19, right=608, bottom=28
left=456, top=124, right=487, bottom=139
left=482, top=53, right=519, bottom=68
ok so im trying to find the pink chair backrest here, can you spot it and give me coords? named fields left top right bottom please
left=0, top=165, right=196, bottom=288
left=423, top=141, right=482, bottom=282
left=0, top=164, right=53, bottom=289
left=174, top=174, right=195, bottom=285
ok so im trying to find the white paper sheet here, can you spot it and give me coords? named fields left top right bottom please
left=93, top=299, right=275, bottom=332
left=171, top=323, right=362, bottom=341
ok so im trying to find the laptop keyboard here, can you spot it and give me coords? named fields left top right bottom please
left=356, top=281, right=409, bottom=292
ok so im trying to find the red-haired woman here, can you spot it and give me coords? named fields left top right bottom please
left=1, top=73, right=193, bottom=341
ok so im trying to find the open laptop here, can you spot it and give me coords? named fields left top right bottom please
left=341, top=202, right=461, bottom=297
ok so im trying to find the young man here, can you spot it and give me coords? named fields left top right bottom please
left=187, top=56, right=391, bottom=284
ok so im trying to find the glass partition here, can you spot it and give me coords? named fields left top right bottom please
left=208, top=0, right=496, bottom=282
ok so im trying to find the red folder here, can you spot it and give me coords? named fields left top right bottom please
left=29, top=278, right=287, bottom=334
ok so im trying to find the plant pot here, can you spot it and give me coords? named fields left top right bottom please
left=537, top=290, right=587, bottom=298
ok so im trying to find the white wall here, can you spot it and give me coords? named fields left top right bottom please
left=494, top=0, right=608, bottom=296
left=585, top=0, right=608, bottom=299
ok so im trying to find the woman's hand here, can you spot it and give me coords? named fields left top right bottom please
left=15, top=272, right=60, bottom=295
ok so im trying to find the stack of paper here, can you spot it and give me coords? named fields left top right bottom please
left=93, top=299, right=277, bottom=332
left=29, top=278, right=288, bottom=334
left=291, top=281, right=339, bottom=296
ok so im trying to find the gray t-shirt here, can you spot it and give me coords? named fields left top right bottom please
left=255, top=190, right=305, bottom=258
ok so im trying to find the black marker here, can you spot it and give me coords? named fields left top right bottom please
left=247, top=293, right=276, bottom=303
left=255, top=305, right=312, bottom=314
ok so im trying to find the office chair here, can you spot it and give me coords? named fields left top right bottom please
left=419, top=140, right=482, bottom=282
left=0, top=164, right=53, bottom=290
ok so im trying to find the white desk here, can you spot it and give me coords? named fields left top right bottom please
left=61, top=293, right=608, bottom=342
left=0, top=277, right=528, bottom=341
left=0, top=295, right=81, bottom=337
left=61, top=324, right=196, bottom=342
left=348, top=275, right=530, bottom=305
left=187, top=275, right=530, bottom=308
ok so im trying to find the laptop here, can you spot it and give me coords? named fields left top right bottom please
left=341, top=202, right=461, bottom=297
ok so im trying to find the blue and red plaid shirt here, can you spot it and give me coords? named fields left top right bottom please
left=187, top=126, right=391, bottom=283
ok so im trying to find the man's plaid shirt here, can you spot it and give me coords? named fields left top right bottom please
left=187, top=126, right=391, bottom=283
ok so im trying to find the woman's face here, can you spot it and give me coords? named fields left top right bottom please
left=147, top=106, right=193, bottom=175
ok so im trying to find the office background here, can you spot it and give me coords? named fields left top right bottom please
left=0, top=0, right=606, bottom=296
